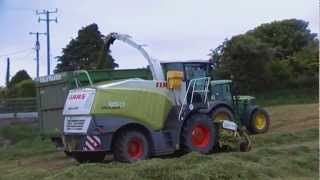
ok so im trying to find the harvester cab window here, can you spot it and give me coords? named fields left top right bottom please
left=184, top=63, right=209, bottom=103
left=162, top=63, right=184, bottom=80
left=184, top=64, right=208, bottom=81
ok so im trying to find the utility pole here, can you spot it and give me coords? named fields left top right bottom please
left=6, top=57, right=10, bottom=87
left=36, top=8, right=58, bottom=75
left=29, top=32, right=46, bottom=78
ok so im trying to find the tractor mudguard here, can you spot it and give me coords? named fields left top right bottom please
left=240, top=105, right=259, bottom=126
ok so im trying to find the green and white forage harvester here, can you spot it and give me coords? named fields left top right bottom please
left=62, top=33, right=270, bottom=163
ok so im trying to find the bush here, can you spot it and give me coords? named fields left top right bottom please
left=15, top=79, right=36, bottom=97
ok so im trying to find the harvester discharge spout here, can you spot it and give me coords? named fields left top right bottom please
left=104, top=33, right=165, bottom=81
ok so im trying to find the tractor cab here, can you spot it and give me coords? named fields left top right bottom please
left=210, top=80, right=233, bottom=104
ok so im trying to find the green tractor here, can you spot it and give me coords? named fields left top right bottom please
left=62, top=33, right=270, bottom=163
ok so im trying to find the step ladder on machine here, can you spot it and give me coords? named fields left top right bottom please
left=178, top=77, right=211, bottom=121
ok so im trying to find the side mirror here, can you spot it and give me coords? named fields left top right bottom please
left=167, top=71, right=184, bottom=89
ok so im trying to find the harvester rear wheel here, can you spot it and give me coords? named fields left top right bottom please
left=113, top=130, right=149, bottom=163
left=72, top=151, right=106, bottom=163
left=248, top=108, right=270, bottom=134
left=181, top=113, right=218, bottom=154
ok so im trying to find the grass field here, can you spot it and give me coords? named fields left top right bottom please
left=254, top=88, right=318, bottom=107
left=0, top=103, right=318, bottom=180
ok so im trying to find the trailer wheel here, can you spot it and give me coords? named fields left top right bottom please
left=181, top=113, right=218, bottom=154
left=72, top=151, right=106, bottom=163
left=113, top=130, right=149, bottom=163
left=211, top=107, right=235, bottom=122
left=248, top=108, right=270, bottom=134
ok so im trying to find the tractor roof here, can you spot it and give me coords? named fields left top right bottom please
left=160, top=60, right=210, bottom=64
left=211, top=80, right=232, bottom=85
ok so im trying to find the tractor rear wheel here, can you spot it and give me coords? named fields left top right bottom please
left=248, top=108, right=270, bottom=134
left=113, top=130, right=150, bottom=163
left=72, top=151, right=106, bottom=163
left=181, top=113, right=218, bottom=154
left=211, top=107, right=235, bottom=122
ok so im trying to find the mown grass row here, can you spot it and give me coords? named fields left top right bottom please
left=0, top=122, right=318, bottom=180
left=47, top=128, right=318, bottom=180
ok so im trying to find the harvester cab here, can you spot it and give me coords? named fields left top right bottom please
left=61, top=33, right=269, bottom=163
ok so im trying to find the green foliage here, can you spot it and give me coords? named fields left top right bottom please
left=255, top=88, right=318, bottom=107
left=210, top=19, right=318, bottom=93
left=8, top=70, right=31, bottom=88
left=4, top=70, right=35, bottom=98
left=0, top=123, right=56, bottom=160
left=15, top=79, right=36, bottom=97
left=0, top=122, right=39, bottom=143
left=214, top=35, right=273, bottom=92
left=55, top=23, right=118, bottom=73
left=249, top=19, right=317, bottom=59
left=0, top=87, right=6, bottom=98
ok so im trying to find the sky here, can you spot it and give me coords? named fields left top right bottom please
left=0, top=0, right=318, bottom=86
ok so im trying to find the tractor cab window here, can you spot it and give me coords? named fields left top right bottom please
left=211, top=82, right=232, bottom=104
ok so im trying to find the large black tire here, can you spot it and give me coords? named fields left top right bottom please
left=248, top=108, right=270, bottom=134
left=181, top=113, right=218, bottom=154
left=113, top=130, right=150, bottom=163
left=72, top=151, right=106, bottom=163
left=211, top=107, right=235, bottom=122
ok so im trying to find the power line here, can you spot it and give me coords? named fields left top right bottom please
left=36, top=8, right=58, bottom=75
left=12, top=50, right=34, bottom=61
left=0, top=48, right=32, bottom=58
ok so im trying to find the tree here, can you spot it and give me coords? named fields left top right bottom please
left=213, top=35, right=273, bottom=92
left=249, top=19, right=317, bottom=59
left=55, top=23, right=118, bottom=72
left=210, top=19, right=318, bottom=92
left=8, top=70, right=32, bottom=88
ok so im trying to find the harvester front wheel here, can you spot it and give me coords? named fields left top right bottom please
left=113, top=130, right=150, bottom=163
left=181, top=113, right=218, bottom=154
left=248, top=108, right=270, bottom=134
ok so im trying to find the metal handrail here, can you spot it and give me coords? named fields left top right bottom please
left=72, top=70, right=93, bottom=87
left=178, top=77, right=210, bottom=120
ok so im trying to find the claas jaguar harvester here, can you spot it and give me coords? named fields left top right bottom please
left=62, top=33, right=270, bottom=163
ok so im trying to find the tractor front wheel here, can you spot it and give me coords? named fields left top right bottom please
left=181, top=113, right=218, bottom=154
left=113, top=130, right=150, bottom=163
left=248, top=108, right=270, bottom=134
